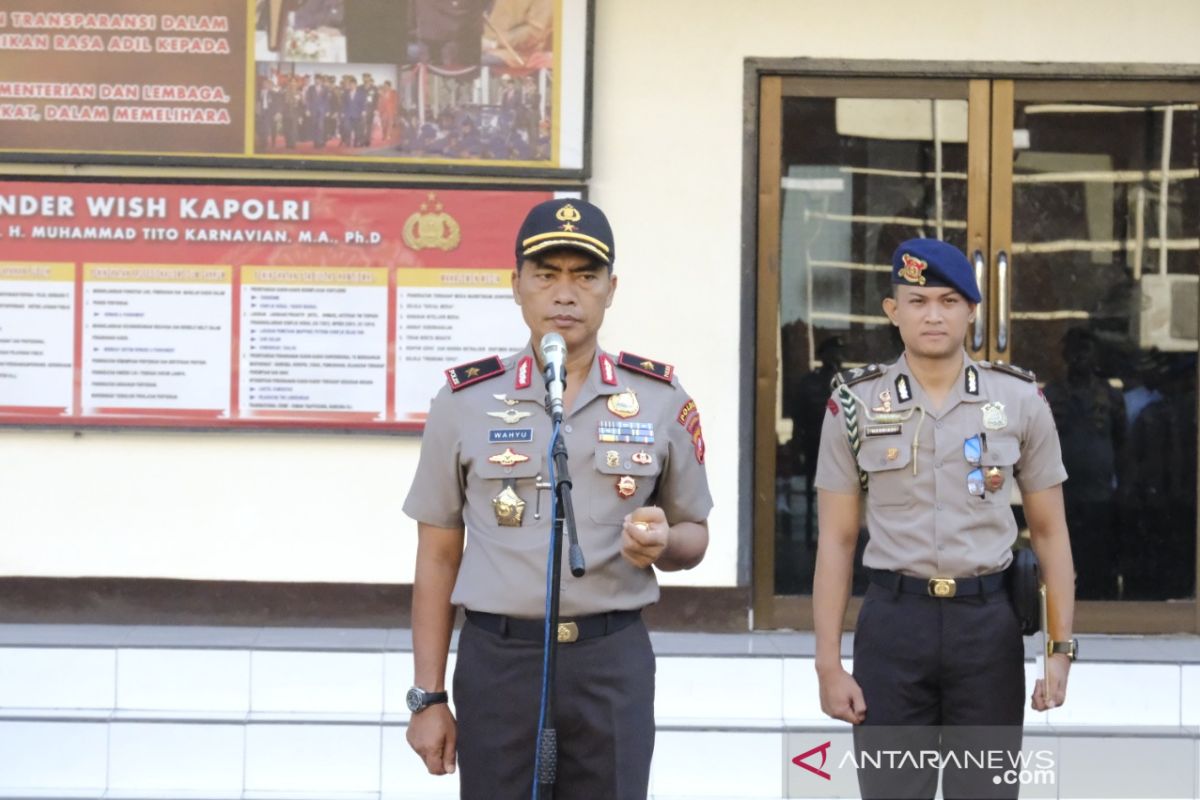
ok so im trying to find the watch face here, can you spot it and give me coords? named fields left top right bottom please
left=406, top=687, right=424, bottom=712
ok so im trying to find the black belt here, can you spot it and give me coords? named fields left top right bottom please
left=868, top=568, right=1008, bottom=598
left=466, top=609, right=641, bottom=643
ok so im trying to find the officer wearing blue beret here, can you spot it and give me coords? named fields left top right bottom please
left=403, top=198, right=713, bottom=798
left=812, top=238, right=1078, bottom=798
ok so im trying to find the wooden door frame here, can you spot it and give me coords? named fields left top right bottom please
left=743, top=59, right=1200, bottom=632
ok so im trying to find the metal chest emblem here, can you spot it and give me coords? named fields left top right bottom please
left=605, top=450, right=620, bottom=468
left=492, top=393, right=520, bottom=406
left=607, top=389, right=639, bottom=419
left=616, top=475, right=637, bottom=498
left=886, top=448, right=899, bottom=461
left=985, top=466, right=1005, bottom=493
left=487, top=408, right=532, bottom=425
left=492, top=485, right=526, bottom=527
left=872, top=390, right=894, bottom=414
left=488, top=448, right=530, bottom=467
left=631, top=450, right=653, bottom=466
left=981, top=401, right=1008, bottom=431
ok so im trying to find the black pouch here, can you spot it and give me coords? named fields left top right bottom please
left=1007, top=547, right=1041, bottom=635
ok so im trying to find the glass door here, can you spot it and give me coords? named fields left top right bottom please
left=989, top=81, right=1200, bottom=626
left=754, top=76, right=988, bottom=628
left=755, top=71, right=1200, bottom=632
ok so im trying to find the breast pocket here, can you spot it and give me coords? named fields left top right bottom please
left=980, top=435, right=1021, bottom=504
left=856, top=438, right=912, bottom=507
left=590, top=446, right=663, bottom=524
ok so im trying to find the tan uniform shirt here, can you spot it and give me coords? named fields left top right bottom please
left=404, top=344, right=713, bottom=617
left=814, top=351, right=1067, bottom=578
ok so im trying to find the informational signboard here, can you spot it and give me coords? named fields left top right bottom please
left=0, top=0, right=590, bottom=175
left=0, top=179, right=572, bottom=430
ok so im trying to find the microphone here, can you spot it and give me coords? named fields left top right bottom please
left=540, top=332, right=567, bottom=423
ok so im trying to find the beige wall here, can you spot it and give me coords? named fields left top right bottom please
left=2, top=0, right=1197, bottom=588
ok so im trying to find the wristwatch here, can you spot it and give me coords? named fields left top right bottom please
left=1047, top=638, right=1078, bottom=662
left=406, top=685, right=449, bottom=713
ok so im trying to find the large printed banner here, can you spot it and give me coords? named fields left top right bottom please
left=0, top=0, right=587, bottom=173
left=0, top=180, right=562, bottom=430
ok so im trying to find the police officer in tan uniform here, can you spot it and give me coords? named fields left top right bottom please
left=812, top=239, right=1077, bottom=799
left=403, top=198, right=712, bottom=799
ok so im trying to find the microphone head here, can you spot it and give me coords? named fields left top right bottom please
left=540, top=332, right=566, bottom=364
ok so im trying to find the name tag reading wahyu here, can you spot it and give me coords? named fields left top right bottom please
left=598, top=420, right=655, bottom=444
left=489, top=428, right=533, bottom=443
left=865, top=424, right=902, bottom=437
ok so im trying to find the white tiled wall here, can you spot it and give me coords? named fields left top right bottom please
left=244, top=724, right=380, bottom=793
left=1045, top=662, right=1182, bottom=726
left=656, top=656, right=782, bottom=723
left=250, top=652, right=383, bottom=716
left=108, top=723, right=244, bottom=793
left=3, top=643, right=1200, bottom=798
left=0, top=648, right=115, bottom=710
left=117, top=649, right=250, bottom=714
left=651, top=730, right=784, bottom=798
left=0, top=721, right=108, bottom=791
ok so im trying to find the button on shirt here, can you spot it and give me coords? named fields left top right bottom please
left=404, top=345, right=713, bottom=617
left=814, top=352, right=1067, bottom=578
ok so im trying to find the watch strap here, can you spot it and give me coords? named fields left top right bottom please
left=1048, top=639, right=1077, bottom=660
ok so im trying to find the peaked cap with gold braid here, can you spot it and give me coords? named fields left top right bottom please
left=515, top=198, right=615, bottom=267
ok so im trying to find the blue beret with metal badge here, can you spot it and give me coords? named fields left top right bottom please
left=891, top=238, right=981, bottom=303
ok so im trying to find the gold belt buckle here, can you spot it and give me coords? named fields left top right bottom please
left=557, top=621, right=579, bottom=643
left=928, top=577, right=957, bottom=598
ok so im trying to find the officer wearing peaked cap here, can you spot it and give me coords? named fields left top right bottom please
left=812, top=238, right=1078, bottom=799
left=403, top=198, right=713, bottom=798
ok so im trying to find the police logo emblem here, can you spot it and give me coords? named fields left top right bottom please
left=981, top=401, right=1008, bottom=430
left=899, top=253, right=928, bottom=285
left=607, top=389, right=639, bottom=419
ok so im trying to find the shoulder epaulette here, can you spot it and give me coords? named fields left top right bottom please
left=445, top=356, right=505, bottom=392
left=831, top=363, right=884, bottom=390
left=982, top=360, right=1037, bottom=383
left=618, top=352, right=674, bottom=384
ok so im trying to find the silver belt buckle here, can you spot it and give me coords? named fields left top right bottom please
left=928, top=577, right=957, bottom=598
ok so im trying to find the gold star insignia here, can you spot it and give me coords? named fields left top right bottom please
left=560, top=222, right=576, bottom=231
left=640, top=360, right=655, bottom=370
left=466, top=367, right=480, bottom=377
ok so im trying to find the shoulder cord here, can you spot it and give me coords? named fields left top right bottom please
left=833, top=383, right=868, bottom=491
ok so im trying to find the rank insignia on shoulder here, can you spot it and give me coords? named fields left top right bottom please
left=514, top=356, right=534, bottom=389
left=833, top=363, right=883, bottom=389
left=446, top=356, right=505, bottom=391
left=599, top=353, right=618, bottom=386
left=984, top=361, right=1037, bottom=383
left=965, top=365, right=980, bottom=396
left=618, top=352, right=674, bottom=383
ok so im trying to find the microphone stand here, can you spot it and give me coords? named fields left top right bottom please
left=536, top=399, right=586, bottom=799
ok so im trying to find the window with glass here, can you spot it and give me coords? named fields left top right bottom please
left=752, top=71, right=1200, bottom=632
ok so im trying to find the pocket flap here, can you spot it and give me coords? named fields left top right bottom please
left=856, top=439, right=911, bottom=473
left=982, top=436, right=1020, bottom=467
